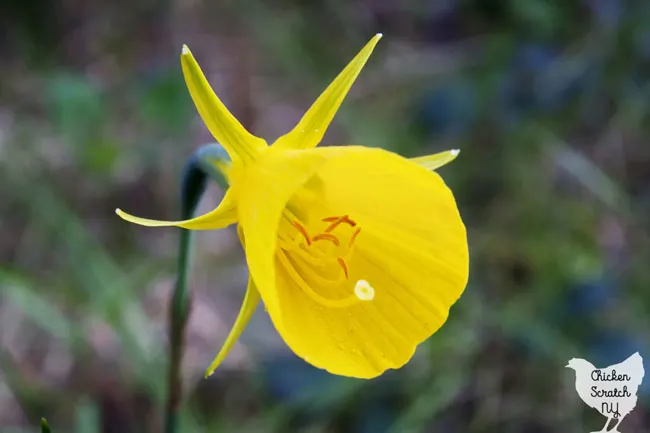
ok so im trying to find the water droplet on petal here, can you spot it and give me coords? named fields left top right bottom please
left=354, top=280, right=375, bottom=301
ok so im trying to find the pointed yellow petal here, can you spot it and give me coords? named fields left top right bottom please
left=181, top=45, right=267, bottom=163
left=411, top=149, right=460, bottom=171
left=273, top=34, right=383, bottom=150
left=205, top=277, right=261, bottom=377
left=116, top=189, right=237, bottom=230
left=237, top=149, right=329, bottom=316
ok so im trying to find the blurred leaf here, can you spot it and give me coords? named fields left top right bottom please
left=139, top=69, right=194, bottom=134
left=82, top=138, right=121, bottom=174
left=45, top=73, right=105, bottom=144
left=1, top=270, right=81, bottom=349
left=74, top=399, right=100, bottom=433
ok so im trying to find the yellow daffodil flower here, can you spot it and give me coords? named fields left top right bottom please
left=116, top=34, right=469, bottom=379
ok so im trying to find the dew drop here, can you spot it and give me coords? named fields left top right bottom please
left=354, top=280, right=375, bottom=301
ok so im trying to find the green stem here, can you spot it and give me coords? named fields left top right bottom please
left=164, top=144, right=230, bottom=433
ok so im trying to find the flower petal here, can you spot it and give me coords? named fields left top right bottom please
left=411, top=149, right=460, bottom=171
left=181, top=45, right=267, bottom=163
left=237, top=149, right=329, bottom=315
left=116, top=189, right=237, bottom=229
left=267, top=146, right=468, bottom=378
left=273, top=34, right=382, bottom=150
left=204, top=276, right=261, bottom=377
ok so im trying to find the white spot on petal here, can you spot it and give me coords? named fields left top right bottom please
left=182, top=45, right=190, bottom=55
left=451, top=149, right=460, bottom=156
left=354, top=280, right=375, bottom=301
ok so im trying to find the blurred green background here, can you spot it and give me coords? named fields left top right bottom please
left=1, top=0, right=650, bottom=432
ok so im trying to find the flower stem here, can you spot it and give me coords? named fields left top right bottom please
left=164, top=144, right=230, bottom=433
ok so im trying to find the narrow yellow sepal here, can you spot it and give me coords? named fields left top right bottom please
left=273, top=34, right=383, bottom=150
left=411, top=149, right=460, bottom=171
left=181, top=45, right=267, bottom=164
left=115, top=189, right=238, bottom=230
left=205, top=278, right=261, bottom=377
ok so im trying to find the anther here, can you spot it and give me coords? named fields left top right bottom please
left=322, top=215, right=357, bottom=227
left=292, top=221, right=311, bottom=245
left=354, top=280, right=375, bottom=301
left=324, top=215, right=348, bottom=232
left=348, top=228, right=361, bottom=248
left=337, top=257, right=349, bottom=279
left=343, top=215, right=357, bottom=227
left=313, top=233, right=340, bottom=246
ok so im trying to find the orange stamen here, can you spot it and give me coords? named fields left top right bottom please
left=312, top=233, right=340, bottom=246
left=343, top=216, right=357, bottom=227
left=337, top=257, right=349, bottom=279
left=322, top=215, right=357, bottom=228
left=292, top=221, right=311, bottom=245
left=324, top=215, right=347, bottom=232
left=348, top=228, right=361, bottom=248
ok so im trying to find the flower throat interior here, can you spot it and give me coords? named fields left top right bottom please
left=278, top=212, right=375, bottom=308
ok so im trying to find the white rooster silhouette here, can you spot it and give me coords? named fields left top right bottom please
left=566, top=352, right=645, bottom=433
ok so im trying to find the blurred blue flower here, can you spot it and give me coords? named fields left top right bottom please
left=262, top=354, right=349, bottom=409
left=497, top=41, right=603, bottom=125
left=563, top=279, right=615, bottom=317
left=588, top=329, right=650, bottom=396
left=353, top=394, right=398, bottom=433
left=587, top=0, right=622, bottom=30
left=413, top=79, right=476, bottom=138
left=514, top=42, right=558, bottom=73
left=262, top=354, right=403, bottom=430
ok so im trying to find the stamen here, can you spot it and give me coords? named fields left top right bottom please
left=336, top=257, right=349, bottom=279
left=348, top=228, right=361, bottom=248
left=322, top=215, right=357, bottom=227
left=343, top=215, right=357, bottom=227
left=354, top=280, right=375, bottom=301
left=280, top=214, right=367, bottom=308
left=292, top=220, right=311, bottom=245
left=324, top=215, right=348, bottom=232
left=312, top=233, right=340, bottom=246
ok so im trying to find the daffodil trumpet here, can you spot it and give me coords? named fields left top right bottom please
left=117, top=33, right=469, bottom=379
